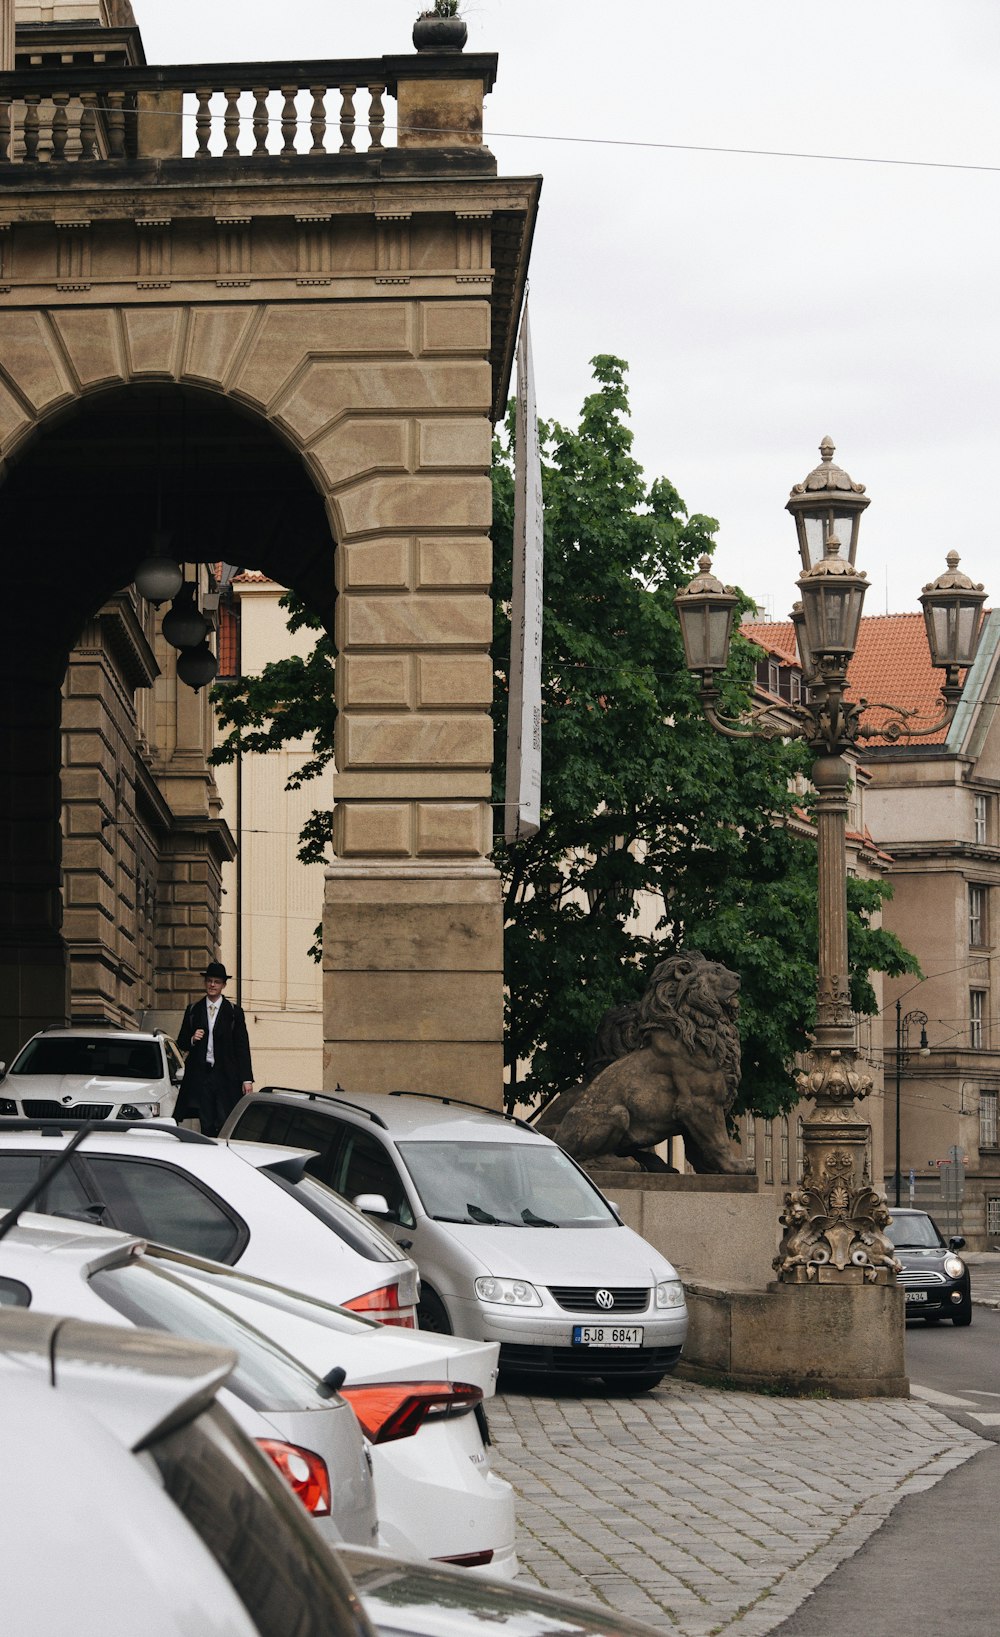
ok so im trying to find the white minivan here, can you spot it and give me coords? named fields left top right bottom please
left=222, top=1089, right=688, bottom=1393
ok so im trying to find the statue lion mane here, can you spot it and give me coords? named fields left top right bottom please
left=543, top=949, right=745, bottom=1174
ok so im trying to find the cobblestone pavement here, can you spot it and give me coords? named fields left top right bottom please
left=490, top=1376, right=984, bottom=1636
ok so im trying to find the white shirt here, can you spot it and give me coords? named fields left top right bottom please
left=206, top=999, right=221, bottom=1067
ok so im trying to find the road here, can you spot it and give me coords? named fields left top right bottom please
left=907, top=1303, right=1000, bottom=1442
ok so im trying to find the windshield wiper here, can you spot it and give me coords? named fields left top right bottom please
left=430, top=1214, right=477, bottom=1224
left=521, top=1208, right=559, bottom=1227
left=467, top=1203, right=521, bottom=1226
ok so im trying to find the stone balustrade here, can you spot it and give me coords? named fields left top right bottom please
left=0, top=52, right=497, bottom=165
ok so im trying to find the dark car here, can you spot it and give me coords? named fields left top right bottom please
left=886, top=1207, right=972, bottom=1326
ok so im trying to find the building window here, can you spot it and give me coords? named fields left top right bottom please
left=796, top=1117, right=804, bottom=1182
left=789, top=671, right=802, bottom=704
left=975, top=793, right=989, bottom=846
left=767, top=660, right=780, bottom=696
left=969, top=884, right=987, bottom=948
left=970, top=989, right=986, bottom=1050
left=981, top=1091, right=998, bottom=1148
left=763, top=1120, right=774, bottom=1184
left=986, top=1197, right=1000, bottom=1239
left=780, top=1117, right=790, bottom=1184
left=745, top=1114, right=756, bottom=1171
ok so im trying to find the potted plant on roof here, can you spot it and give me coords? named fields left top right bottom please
left=413, top=0, right=468, bottom=53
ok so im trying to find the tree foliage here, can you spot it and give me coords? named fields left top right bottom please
left=210, top=353, right=917, bottom=1120
left=492, top=355, right=917, bottom=1116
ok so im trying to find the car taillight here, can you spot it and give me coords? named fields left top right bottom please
left=343, top=1283, right=415, bottom=1327
left=256, top=1439, right=331, bottom=1516
left=340, top=1380, right=483, bottom=1444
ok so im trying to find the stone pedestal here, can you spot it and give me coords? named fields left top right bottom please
left=680, top=1280, right=908, bottom=1398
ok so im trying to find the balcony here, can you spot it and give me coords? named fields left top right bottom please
left=0, top=50, right=499, bottom=177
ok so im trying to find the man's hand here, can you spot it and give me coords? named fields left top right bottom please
left=192, top=1028, right=205, bottom=1043
left=242, top=1082, right=254, bottom=1096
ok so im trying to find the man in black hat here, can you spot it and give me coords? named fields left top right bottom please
left=175, top=961, right=254, bottom=1137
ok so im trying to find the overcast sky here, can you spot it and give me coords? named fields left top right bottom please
left=140, top=1, right=1000, bottom=620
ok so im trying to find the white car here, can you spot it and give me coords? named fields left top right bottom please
left=0, top=1309, right=374, bottom=1637
left=0, top=1025, right=184, bottom=1120
left=0, top=1120, right=419, bottom=1325
left=0, top=1213, right=516, bottom=1576
left=223, top=1089, right=689, bottom=1391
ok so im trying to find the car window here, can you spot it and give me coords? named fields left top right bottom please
left=885, top=1214, right=946, bottom=1250
left=232, top=1102, right=346, bottom=1191
left=0, top=1153, right=104, bottom=1220
left=89, top=1261, right=325, bottom=1413
left=81, top=1157, right=246, bottom=1263
left=338, top=1130, right=414, bottom=1228
left=9, top=1037, right=162, bottom=1079
left=0, top=1276, right=30, bottom=1307
left=163, top=1038, right=184, bottom=1081
left=397, top=1140, right=617, bottom=1227
left=147, top=1404, right=370, bottom=1637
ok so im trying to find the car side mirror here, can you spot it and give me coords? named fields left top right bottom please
left=172, top=1068, right=184, bottom=1085
left=949, top=1235, right=966, bottom=1251
left=353, top=1192, right=391, bottom=1217
left=0, top=1063, right=5, bottom=1080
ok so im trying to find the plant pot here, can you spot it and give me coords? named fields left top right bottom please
left=412, top=13, right=468, bottom=52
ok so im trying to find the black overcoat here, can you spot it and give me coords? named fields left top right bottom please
left=175, top=995, right=253, bottom=1128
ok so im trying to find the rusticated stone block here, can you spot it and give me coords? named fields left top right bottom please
left=338, top=654, right=412, bottom=710
left=338, top=537, right=412, bottom=593
left=51, top=309, right=127, bottom=392
left=334, top=474, right=491, bottom=535
left=415, top=802, right=486, bottom=859
left=416, top=418, right=491, bottom=471
left=182, top=306, right=257, bottom=389
left=420, top=302, right=491, bottom=355
left=0, top=312, right=74, bottom=414
left=232, top=304, right=412, bottom=409
left=339, top=713, right=492, bottom=770
left=0, top=376, right=33, bottom=455
left=417, top=654, right=492, bottom=709
left=416, top=535, right=492, bottom=590
left=340, top=593, right=491, bottom=651
left=326, top=970, right=501, bottom=1042
left=311, top=418, right=410, bottom=490
left=273, top=359, right=491, bottom=445
left=335, top=803, right=411, bottom=859
left=324, top=1041, right=502, bottom=1107
left=323, top=895, right=501, bottom=972
left=122, top=307, right=185, bottom=378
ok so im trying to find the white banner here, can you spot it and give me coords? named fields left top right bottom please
left=504, top=300, right=544, bottom=841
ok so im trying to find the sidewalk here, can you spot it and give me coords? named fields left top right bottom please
left=966, top=1250, right=1000, bottom=1308
left=491, top=1377, right=984, bottom=1637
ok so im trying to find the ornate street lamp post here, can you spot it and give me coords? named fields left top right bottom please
left=675, top=439, right=987, bottom=1286
left=894, top=1005, right=929, bottom=1209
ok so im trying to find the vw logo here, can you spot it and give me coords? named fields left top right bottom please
left=596, top=1289, right=615, bottom=1310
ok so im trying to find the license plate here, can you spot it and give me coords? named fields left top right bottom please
left=905, top=1291, right=928, bottom=1303
left=572, top=1325, right=643, bottom=1348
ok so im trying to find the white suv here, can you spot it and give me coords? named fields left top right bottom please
left=0, top=1025, right=184, bottom=1120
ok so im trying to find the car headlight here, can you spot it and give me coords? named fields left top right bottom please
left=655, top=1279, right=685, bottom=1308
left=943, top=1255, right=966, bottom=1279
left=474, top=1277, right=541, bottom=1308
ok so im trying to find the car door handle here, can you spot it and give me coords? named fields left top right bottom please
left=398, top=1238, right=413, bottom=1250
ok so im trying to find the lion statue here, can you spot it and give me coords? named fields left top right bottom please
left=539, top=949, right=746, bottom=1174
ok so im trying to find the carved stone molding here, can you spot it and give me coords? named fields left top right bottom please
left=135, top=217, right=172, bottom=289
left=215, top=216, right=252, bottom=287
left=295, top=213, right=333, bottom=286
left=456, top=209, right=491, bottom=284
left=376, top=211, right=411, bottom=284
left=55, top=217, right=91, bottom=291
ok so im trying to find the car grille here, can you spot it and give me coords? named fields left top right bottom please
left=896, top=1268, right=946, bottom=1286
left=547, top=1285, right=650, bottom=1314
left=499, top=1343, right=682, bottom=1377
left=22, top=1099, right=114, bottom=1120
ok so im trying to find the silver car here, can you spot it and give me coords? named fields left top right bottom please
left=222, top=1089, right=688, bottom=1392
left=0, top=1309, right=374, bottom=1637
left=0, top=1213, right=379, bottom=1549
left=0, top=1024, right=184, bottom=1120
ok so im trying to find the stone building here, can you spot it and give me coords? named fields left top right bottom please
left=0, top=1, right=538, bottom=1107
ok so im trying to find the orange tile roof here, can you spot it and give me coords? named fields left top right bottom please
left=742, top=620, right=797, bottom=665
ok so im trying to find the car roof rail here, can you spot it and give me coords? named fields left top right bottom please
left=0, top=1118, right=215, bottom=1144
left=40, top=1020, right=127, bottom=1033
left=256, top=1086, right=389, bottom=1129
left=384, top=1088, right=536, bottom=1133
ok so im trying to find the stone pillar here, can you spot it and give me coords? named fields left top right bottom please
left=324, top=303, right=503, bottom=1103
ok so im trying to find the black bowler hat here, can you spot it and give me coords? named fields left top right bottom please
left=203, top=961, right=230, bottom=981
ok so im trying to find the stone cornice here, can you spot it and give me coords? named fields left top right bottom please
left=96, top=591, right=159, bottom=692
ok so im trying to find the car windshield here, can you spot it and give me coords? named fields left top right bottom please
left=885, top=1214, right=945, bottom=1250
left=398, top=1140, right=617, bottom=1228
left=10, top=1037, right=161, bottom=1080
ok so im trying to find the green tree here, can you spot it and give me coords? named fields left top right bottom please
left=211, top=354, right=917, bottom=1118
